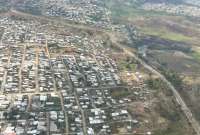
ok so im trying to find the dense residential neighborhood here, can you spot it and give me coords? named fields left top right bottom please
left=0, top=16, right=152, bottom=135
left=0, top=0, right=200, bottom=135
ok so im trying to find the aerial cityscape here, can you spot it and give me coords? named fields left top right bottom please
left=0, top=0, right=200, bottom=135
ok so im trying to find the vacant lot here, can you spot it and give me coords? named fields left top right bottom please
left=149, top=50, right=200, bottom=75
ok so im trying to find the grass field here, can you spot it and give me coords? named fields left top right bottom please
left=118, top=60, right=136, bottom=71
left=191, top=51, right=200, bottom=62
left=139, top=27, right=194, bottom=42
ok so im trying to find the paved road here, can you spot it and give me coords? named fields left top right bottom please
left=19, top=44, right=27, bottom=94
left=35, top=46, right=39, bottom=93
left=0, top=29, right=5, bottom=94
left=61, top=57, right=88, bottom=135
left=1, top=50, right=11, bottom=94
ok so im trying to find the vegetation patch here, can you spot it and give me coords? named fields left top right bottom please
left=191, top=51, right=200, bottom=62
left=139, top=27, right=193, bottom=43
left=111, top=88, right=131, bottom=99
left=104, top=0, right=170, bottom=21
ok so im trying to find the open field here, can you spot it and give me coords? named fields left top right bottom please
left=149, top=50, right=200, bottom=75
left=139, top=27, right=194, bottom=43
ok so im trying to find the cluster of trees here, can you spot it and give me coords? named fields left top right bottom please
left=147, top=67, right=183, bottom=91
left=160, top=68, right=183, bottom=90
left=146, top=78, right=163, bottom=89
